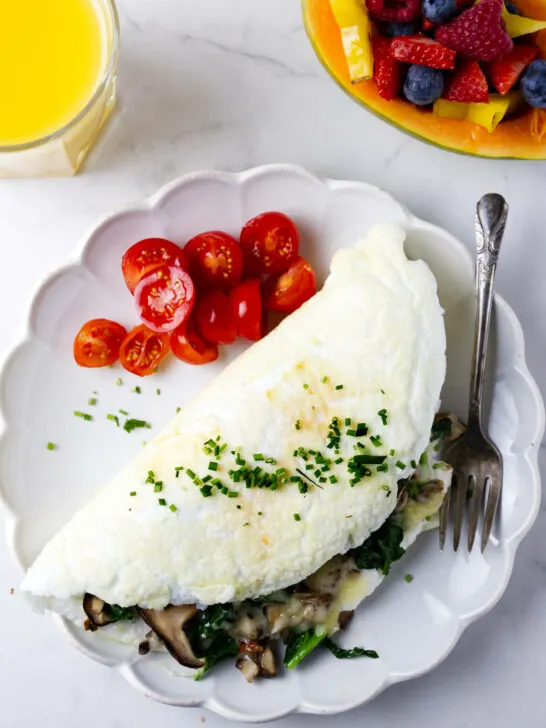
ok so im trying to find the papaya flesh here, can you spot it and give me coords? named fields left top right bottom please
left=302, top=0, right=546, bottom=159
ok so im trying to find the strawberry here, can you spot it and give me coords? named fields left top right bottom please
left=487, top=44, right=539, bottom=95
left=366, top=0, right=422, bottom=23
left=435, top=0, right=513, bottom=62
left=390, top=35, right=456, bottom=69
left=372, top=36, right=404, bottom=99
left=443, top=60, right=489, bottom=102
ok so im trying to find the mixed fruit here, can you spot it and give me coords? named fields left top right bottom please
left=73, top=213, right=317, bottom=376
left=331, top=0, right=546, bottom=131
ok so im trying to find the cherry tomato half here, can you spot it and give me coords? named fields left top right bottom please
left=229, top=278, right=264, bottom=342
left=240, top=212, right=299, bottom=275
left=134, top=265, right=195, bottom=333
left=122, top=238, right=187, bottom=294
left=119, top=324, right=170, bottom=377
left=183, top=231, right=243, bottom=292
left=195, top=290, right=237, bottom=345
left=73, top=318, right=127, bottom=368
left=264, top=257, right=317, bottom=313
left=170, top=319, right=219, bottom=365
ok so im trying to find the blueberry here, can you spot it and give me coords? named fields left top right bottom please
left=521, top=60, right=546, bottom=108
left=422, top=0, right=457, bottom=24
left=385, top=21, right=417, bottom=37
left=505, top=1, right=520, bottom=14
left=403, top=65, right=444, bottom=106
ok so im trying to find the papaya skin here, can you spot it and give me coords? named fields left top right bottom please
left=303, top=0, right=546, bottom=159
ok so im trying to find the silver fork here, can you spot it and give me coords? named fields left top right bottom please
left=439, top=193, right=508, bottom=553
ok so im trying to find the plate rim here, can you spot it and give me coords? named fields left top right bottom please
left=1, top=163, right=543, bottom=721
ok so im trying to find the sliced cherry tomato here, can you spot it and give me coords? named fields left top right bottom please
left=134, top=265, right=195, bottom=333
left=170, top=319, right=219, bottom=365
left=119, top=324, right=170, bottom=377
left=122, top=238, right=187, bottom=294
left=240, top=211, right=299, bottom=275
left=183, top=231, right=243, bottom=291
left=229, top=278, right=264, bottom=342
left=73, top=318, right=127, bottom=368
left=264, top=257, right=317, bottom=313
left=195, top=290, right=237, bottom=345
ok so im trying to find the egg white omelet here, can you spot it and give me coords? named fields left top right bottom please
left=21, top=224, right=447, bottom=675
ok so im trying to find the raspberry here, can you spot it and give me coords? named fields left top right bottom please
left=366, top=0, right=422, bottom=23
left=435, top=0, right=513, bottom=62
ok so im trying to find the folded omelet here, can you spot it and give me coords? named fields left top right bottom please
left=21, top=224, right=447, bottom=675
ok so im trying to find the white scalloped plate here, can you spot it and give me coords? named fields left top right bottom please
left=1, top=165, right=543, bottom=722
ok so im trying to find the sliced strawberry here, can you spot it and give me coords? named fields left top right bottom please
left=444, top=60, right=489, bottom=102
left=436, top=0, right=513, bottom=62
left=366, top=0, right=422, bottom=23
left=390, top=35, right=456, bottom=69
left=372, top=36, right=404, bottom=100
left=487, top=44, right=539, bottom=95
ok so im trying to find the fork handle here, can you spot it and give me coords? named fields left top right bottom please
left=469, top=194, right=508, bottom=422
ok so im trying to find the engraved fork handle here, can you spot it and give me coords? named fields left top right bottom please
left=469, top=193, right=508, bottom=423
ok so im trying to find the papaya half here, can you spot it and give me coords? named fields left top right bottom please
left=302, top=0, right=546, bottom=159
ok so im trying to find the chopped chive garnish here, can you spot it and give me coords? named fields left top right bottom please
left=176, top=407, right=181, bottom=414
left=303, top=383, right=309, bottom=389
left=346, top=429, right=357, bottom=437
left=123, top=419, right=151, bottom=433
left=380, top=389, right=385, bottom=394
left=169, top=504, right=177, bottom=512
left=106, top=414, right=119, bottom=427
left=156, top=389, right=161, bottom=395
left=153, top=483, right=163, bottom=493
left=335, top=457, right=343, bottom=464
left=227, top=491, right=238, bottom=498
left=314, top=469, right=321, bottom=478
left=115, top=378, right=122, bottom=386
left=419, top=452, right=428, bottom=466
left=119, top=409, right=129, bottom=416
left=381, top=484, right=391, bottom=492
left=129, top=491, right=137, bottom=496
left=295, top=420, right=302, bottom=431
left=322, top=376, right=329, bottom=384
left=74, top=411, right=93, bottom=421
left=389, top=449, right=395, bottom=457
left=146, top=470, right=155, bottom=482
left=208, top=461, right=219, bottom=471
left=253, top=453, right=265, bottom=461
left=411, top=460, right=417, bottom=469
left=405, top=574, right=414, bottom=583
left=370, top=435, right=382, bottom=447
left=200, top=485, right=213, bottom=497
left=378, top=409, right=388, bottom=426
left=376, top=463, right=388, bottom=472
left=344, top=418, right=351, bottom=426
left=237, top=504, right=242, bottom=510
left=335, top=384, right=344, bottom=390
left=46, top=442, right=56, bottom=451
left=319, top=476, right=327, bottom=483
left=293, top=513, right=301, bottom=521
left=329, top=475, right=338, bottom=484
left=88, top=397, right=97, bottom=406
left=352, top=454, right=386, bottom=465
left=243, top=522, right=250, bottom=527
left=395, top=460, right=406, bottom=470
left=355, top=423, right=368, bottom=436
left=132, top=386, right=141, bottom=394
left=186, top=469, right=196, bottom=479
left=158, top=498, right=167, bottom=506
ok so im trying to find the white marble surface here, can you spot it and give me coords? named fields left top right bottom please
left=1, top=0, right=545, bottom=725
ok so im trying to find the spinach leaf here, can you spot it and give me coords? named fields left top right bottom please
left=350, top=517, right=405, bottom=575
left=104, top=604, right=138, bottom=622
left=194, top=634, right=239, bottom=681
left=284, top=628, right=326, bottom=669
left=324, top=637, right=379, bottom=660
left=195, top=603, right=236, bottom=642
left=430, top=417, right=452, bottom=442
left=185, top=603, right=238, bottom=680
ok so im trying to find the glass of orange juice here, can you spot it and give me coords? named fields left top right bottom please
left=0, top=0, right=119, bottom=177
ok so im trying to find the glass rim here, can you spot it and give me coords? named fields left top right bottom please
left=0, top=0, right=120, bottom=154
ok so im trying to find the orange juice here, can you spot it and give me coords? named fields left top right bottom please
left=0, top=0, right=106, bottom=146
